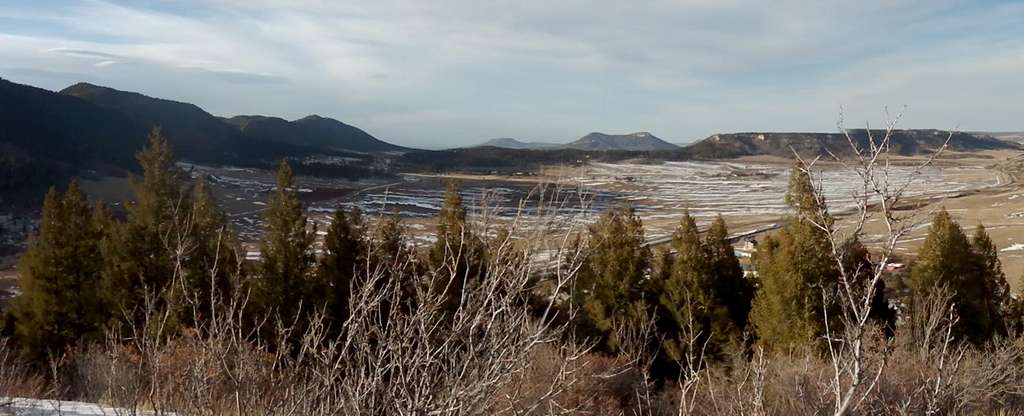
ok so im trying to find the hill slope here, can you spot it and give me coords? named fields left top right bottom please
left=566, top=132, right=678, bottom=151
left=0, top=78, right=148, bottom=191
left=60, top=82, right=404, bottom=165
left=226, top=114, right=404, bottom=153
left=685, top=130, right=1018, bottom=159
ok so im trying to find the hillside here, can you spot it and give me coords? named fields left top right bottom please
left=684, top=130, right=1019, bottom=159
left=566, top=132, right=678, bottom=151
left=973, top=131, right=1024, bottom=144
left=60, top=83, right=390, bottom=165
left=61, top=82, right=240, bottom=158
left=0, top=78, right=148, bottom=191
left=226, top=114, right=405, bottom=153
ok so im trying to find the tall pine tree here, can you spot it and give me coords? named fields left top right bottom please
left=705, top=214, right=754, bottom=339
left=255, top=160, right=317, bottom=338
left=971, top=224, right=1011, bottom=337
left=912, top=212, right=1009, bottom=343
left=750, top=162, right=839, bottom=352
left=101, top=129, right=185, bottom=330
left=573, top=206, right=650, bottom=353
left=13, top=182, right=107, bottom=362
left=180, top=176, right=240, bottom=326
left=317, top=208, right=366, bottom=335
left=428, top=181, right=487, bottom=316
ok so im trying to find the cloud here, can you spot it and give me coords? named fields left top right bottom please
left=0, top=0, right=1022, bottom=146
left=47, top=47, right=123, bottom=61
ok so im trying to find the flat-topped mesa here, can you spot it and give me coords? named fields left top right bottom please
left=686, top=130, right=1019, bottom=159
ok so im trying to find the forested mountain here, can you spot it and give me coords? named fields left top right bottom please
left=60, top=83, right=397, bottom=164
left=226, top=114, right=405, bottom=153
left=0, top=78, right=148, bottom=191
left=0, top=78, right=408, bottom=194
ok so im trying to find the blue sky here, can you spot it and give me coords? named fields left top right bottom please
left=1, top=0, right=1022, bottom=148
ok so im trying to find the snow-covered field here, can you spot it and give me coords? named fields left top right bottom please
left=1, top=398, right=166, bottom=416
left=576, top=161, right=993, bottom=218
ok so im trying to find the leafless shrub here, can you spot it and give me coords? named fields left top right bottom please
left=0, top=338, right=47, bottom=405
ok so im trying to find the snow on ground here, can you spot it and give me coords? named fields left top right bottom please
left=1001, top=243, right=1024, bottom=252
left=1, top=398, right=169, bottom=415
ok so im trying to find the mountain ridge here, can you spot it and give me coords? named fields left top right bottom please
left=475, top=132, right=679, bottom=151
left=566, top=131, right=678, bottom=151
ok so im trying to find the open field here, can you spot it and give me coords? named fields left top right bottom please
left=13, top=150, right=1020, bottom=291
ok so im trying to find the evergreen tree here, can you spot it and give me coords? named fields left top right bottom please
left=910, top=210, right=1006, bottom=343
left=317, top=208, right=367, bottom=335
left=840, top=237, right=895, bottom=336
left=573, top=206, right=650, bottom=353
left=370, top=214, right=418, bottom=315
left=705, top=214, right=754, bottom=338
left=428, top=181, right=487, bottom=316
left=181, top=176, right=240, bottom=326
left=750, top=162, right=839, bottom=352
left=655, top=211, right=720, bottom=367
left=971, top=224, right=1011, bottom=336
left=255, top=160, right=317, bottom=338
left=101, top=129, right=185, bottom=329
left=13, top=183, right=107, bottom=362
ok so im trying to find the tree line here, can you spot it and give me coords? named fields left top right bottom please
left=2, top=128, right=1021, bottom=383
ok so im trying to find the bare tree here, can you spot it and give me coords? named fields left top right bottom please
left=789, top=108, right=953, bottom=416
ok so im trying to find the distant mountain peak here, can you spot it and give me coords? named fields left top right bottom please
left=569, top=131, right=677, bottom=151
left=477, top=138, right=560, bottom=150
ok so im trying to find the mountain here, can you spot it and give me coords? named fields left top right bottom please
left=60, top=82, right=405, bottom=165
left=0, top=78, right=148, bottom=191
left=477, top=138, right=560, bottom=150
left=226, top=114, right=405, bottom=153
left=566, top=132, right=678, bottom=151
left=61, top=82, right=246, bottom=159
left=685, top=130, right=1019, bottom=159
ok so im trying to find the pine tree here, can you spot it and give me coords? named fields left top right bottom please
left=705, top=214, right=754, bottom=338
left=910, top=210, right=1006, bottom=343
left=13, top=182, right=107, bottom=362
left=971, top=224, right=1011, bottom=336
left=370, top=214, right=418, bottom=315
left=656, top=211, right=719, bottom=366
left=840, top=237, right=895, bottom=335
left=573, top=206, right=650, bottom=353
left=255, top=160, right=317, bottom=339
left=750, top=162, right=839, bottom=352
left=101, top=128, right=185, bottom=330
left=428, top=181, right=487, bottom=316
left=181, top=176, right=240, bottom=326
left=317, top=208, right=366, bottom=335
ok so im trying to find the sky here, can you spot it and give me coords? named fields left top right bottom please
left=1, top=0, right=1022, bottom=149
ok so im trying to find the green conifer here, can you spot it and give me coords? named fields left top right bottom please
left=428, top=181, right=487, bottom=316
left=705, top=215, right=754, bottom=337
left=101, top=129, right=185, bottom=329
left=181, top=176, right=240, bottom=326
left=750, top=162, right=839, bottom=352
left=13, top=182, right=107, bottom=362
left=971, top=224, right=1011, bottom=336
left=255, top=160, right=317, bottom=338
left=317, top=208, right=367, bottom=334
left=573, top=206, right=650, bottom=353
left=910, top=210, right=1007, bottom=343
